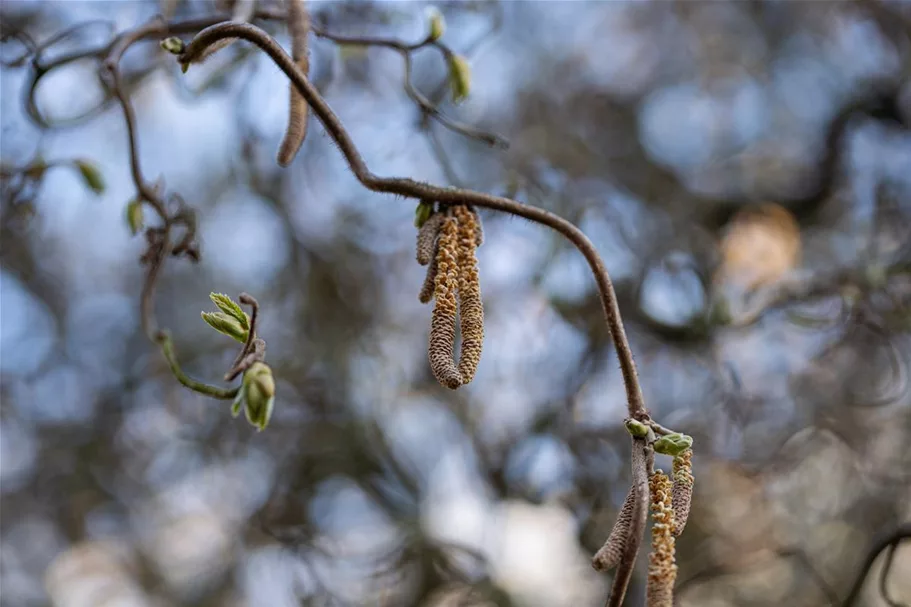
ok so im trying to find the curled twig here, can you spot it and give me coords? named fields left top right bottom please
left=176, top=21, right=646, bottom=415
left=225, top=292, right=266, bottom=381
left=156, top=331, right=240, bottom=399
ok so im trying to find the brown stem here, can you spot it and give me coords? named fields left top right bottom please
left=101, top=22, right=236, bottom=399
left=179, top=22, right=646, bottom=417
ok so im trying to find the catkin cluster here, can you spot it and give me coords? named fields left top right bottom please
left=647, top=471, right=677, bottom=607
left=416, top=204, right=484, bottom=389
left=671, top=448, right=694, bottom=537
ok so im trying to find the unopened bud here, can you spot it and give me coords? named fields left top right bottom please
left=74, top=160, right=105, bottom=194
left=414, top=200, right=434, bottom=228
left=126, top=199, right=144, bottom=235
left=160, top=37, right=185, bottom=55
left=653, top=433, right=693, bottom=457
left=448, top=54, right=471, bottom=104
left=624, top=418, right=650, bottom=438
left=242, top=362, right=275, bottom=431
left=428, top=7, right=445, bottom=41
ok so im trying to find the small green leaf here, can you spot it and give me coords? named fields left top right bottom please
left=201, top=311, right=248, bottom=343
left=125, top=199, right=144, bottom=236
left=448, top=54, right=471, bottom=104
left=74, top=160, right=105, bottom=194
left=653, top=433, right=693, bottom=457
left=427, top=7, right=445, bottom=41
left=414, top=200, right=434, bottom=228
left=209, top=293, right=249, bottom=330
left=231, top=390, right=244, bottom=418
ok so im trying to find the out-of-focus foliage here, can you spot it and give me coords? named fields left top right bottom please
left=2, top=1, right=911, bottom=606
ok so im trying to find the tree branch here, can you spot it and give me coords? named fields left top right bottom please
left=177, top=21, right=646, bottom=418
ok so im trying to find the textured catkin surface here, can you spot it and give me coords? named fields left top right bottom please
left=671, top=448, right=694, bottom=537
left=277, top=0, right=310, bottom=166
left=429, top=216, right=462, bottom=389
left=419, top=246, right=439, bottom=304
left=468, top=205, right=484, bottom=246
left=592, top=485, right=635, bottom=572
left=454, top=205, right=483, bottom=383
left=647, top=472, right=677, bottom=607
left=416, top=212, right=444, bottom=266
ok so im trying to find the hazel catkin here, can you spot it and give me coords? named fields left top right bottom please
left=428, top=215, right=462, bottom=389
left=416, top=212, right=444, bottom=266
left=671, top=448, right=694, bottom=537
left=468, top=205, right=484, bottom=246
left=647, top=471, right=677, bottom=607
left=592, top=486, right=635, bottom=572
left=419, top=237, right=440, bottom=304
left=277, top=0, right=310, bottom=167
left=453, top=205, right=484, bottom=384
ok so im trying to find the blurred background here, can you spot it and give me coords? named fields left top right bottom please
left=2, top=1, right=911, bottom=606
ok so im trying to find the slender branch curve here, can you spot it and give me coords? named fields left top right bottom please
left=177, top=21, right=646, bottom=419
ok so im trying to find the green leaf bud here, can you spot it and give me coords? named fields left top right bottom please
left=242, top=362, right=275, bottom=431
left=201, top=311, right=248, bottom=343
left=448, top=54, right=471, bottom=104
left=74, top=160, right=105, bottom=194
left=653, top=433, right=694, bottom=457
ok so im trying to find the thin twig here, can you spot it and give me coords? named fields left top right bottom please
left=156, top=331, right=240, bottom=399
left=224, top=293, right=266, bottom=381
left=100, top=21, right=236, bottom=399
left=311, top=26, right=507, bottom=148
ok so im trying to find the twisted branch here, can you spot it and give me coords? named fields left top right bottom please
left=177, top=21, right=646, bottom=420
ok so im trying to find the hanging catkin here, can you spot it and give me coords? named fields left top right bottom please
left=419, top=238, right=440, bottom=304
left=277, top=0, right=310, bottom=166
left=428, top=215, right=462, bottom=389
left=592, top=486, right=635, bottom=572
left=646, top=471, right=677, bottom=607
left=671, top=448, right=694, bottom=537
left=416, top=212, right=444, bottom=266
left=454, top=205, right=483, bottom=383
left=468, top=205, right=484, bottom=246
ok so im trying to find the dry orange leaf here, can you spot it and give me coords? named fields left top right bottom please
left=715, top=203, right=801, bottom=292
